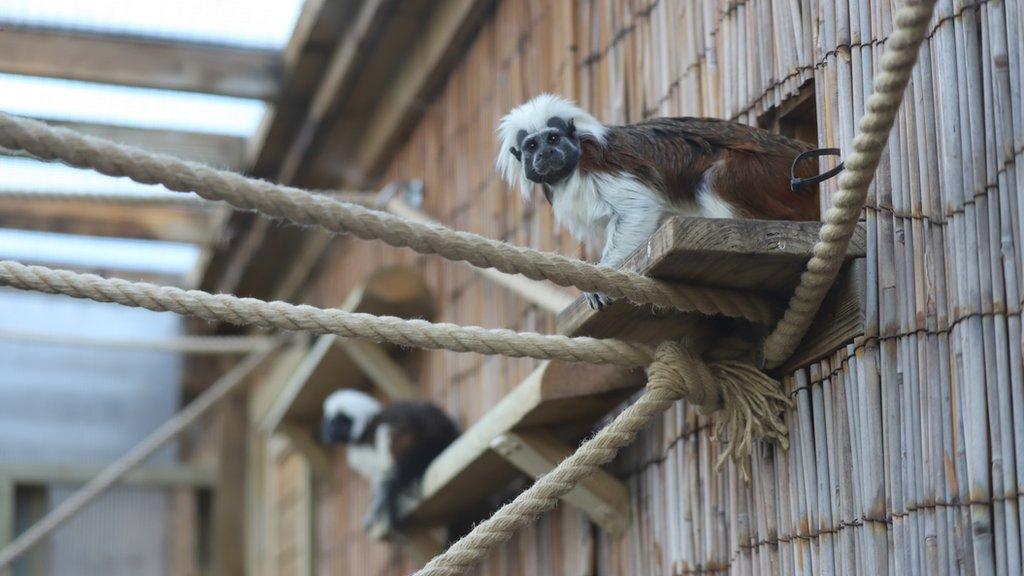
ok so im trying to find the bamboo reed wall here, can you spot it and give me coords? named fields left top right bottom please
left=259, top=0, right=1024, bottom=574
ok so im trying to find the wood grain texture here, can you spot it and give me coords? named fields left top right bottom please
left=558, top=217, right=866, bottom=343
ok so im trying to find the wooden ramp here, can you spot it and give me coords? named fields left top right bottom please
left=388, top=217, right=867, bottom=540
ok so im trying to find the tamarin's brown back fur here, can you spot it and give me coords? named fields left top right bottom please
left=579, top=117, right=821, bottom=221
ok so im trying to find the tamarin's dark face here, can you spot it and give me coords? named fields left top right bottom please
left=510, top=116, right=580, bottom=185
left=320, top=413, right=355, bottom=444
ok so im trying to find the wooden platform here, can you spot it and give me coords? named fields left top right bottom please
left=260, top=266, right=434, bottom=436
left=389, top=217, right=867, bottom=538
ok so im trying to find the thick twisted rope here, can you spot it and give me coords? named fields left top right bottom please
left=0, top=112, right=772, bottom=324
left=763, top=0, right=938, bottom=367
left=415, top=341, right=789, bottom=576
left=0, top=260, right=652, bottom=367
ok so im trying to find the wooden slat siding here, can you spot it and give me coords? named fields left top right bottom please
left=233, top=0, right=1024, bottom=574
left=0, top=27, right=281, bottom=100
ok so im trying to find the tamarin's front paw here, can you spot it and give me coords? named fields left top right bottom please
left=585, top=292, right=615, bottom=310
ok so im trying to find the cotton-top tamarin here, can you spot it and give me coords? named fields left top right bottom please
left=320, top=389, right=458, bottom=532
left=497, top=94, right=822, bottom=309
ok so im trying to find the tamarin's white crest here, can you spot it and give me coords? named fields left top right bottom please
left=497, top=94, right=820, bottom=309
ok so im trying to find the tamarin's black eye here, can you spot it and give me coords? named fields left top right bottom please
left=547, top=134, right=559, bottom=144
left=525, top=140, right=538, bottom=152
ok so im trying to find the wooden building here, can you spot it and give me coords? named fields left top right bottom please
left=0, top=1, right=1020, bottom=575
left=214, top=0, right=1023, bottom=575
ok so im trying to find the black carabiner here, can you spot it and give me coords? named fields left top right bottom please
left=790, top=147, right=844, bottom=192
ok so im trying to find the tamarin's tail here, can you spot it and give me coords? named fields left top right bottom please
left=790, top=148, right=844, bottom=193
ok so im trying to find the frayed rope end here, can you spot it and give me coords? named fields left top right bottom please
left=647, top=342, right=791, bottom=480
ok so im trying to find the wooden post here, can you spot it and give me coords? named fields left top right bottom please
left=213, top=393, right=248, bottom=576
left=490, top=431, right=631, bottom=536
left=278, top=424, right=333, bottom=478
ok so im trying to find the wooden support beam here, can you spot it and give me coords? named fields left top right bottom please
left=558, top=217, right=867, bottom=342
left=1, top=121, right=246, bottom=168
left=246, top=0, right=362, bottom=177
left=0, top=464, right=215, bottom=488
left=491, top=431, right=631, bottom=536
left=249, top=340, right=312, bottom=426
left=50, top=121, right=246, bottom=168
left=335, top=339, right=419, bottom=401
left=213, top=392, right=248, bottom=576
left=200, top=0, right=356, bottom=300
left=385, top=196, right=574, bottom=314
left=0, top=329, right=271, bottom=355
left=396, top=361, right=644, bottom=528
left=352, top=0, right=496, bottom=178
left=261, top=267, right=433, bottom=432
left=277, top=0, right=401, bottom=184
left=0, top=28, right=282, bottom=100
left=0, top=199, right=218, bottom=244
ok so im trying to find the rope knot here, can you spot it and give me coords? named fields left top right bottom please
left=646, top=340, right=791, bottom=472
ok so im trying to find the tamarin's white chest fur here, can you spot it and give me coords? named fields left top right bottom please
left=548, top=168, right=733, bottom=269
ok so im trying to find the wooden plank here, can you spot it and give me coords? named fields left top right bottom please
left=399, top=360, right=644, bottom=527
left=558, top=217, right=867, bottom=342
left=2, top=121, right=246, bottom=168
left=0, top=464, right=216, bottom=488
left=0, top=199, right=218, bottom=244
left=0, top=27, right=281, bottom=99
left=491, top=431, right=631, bottom=536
